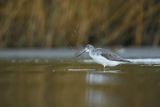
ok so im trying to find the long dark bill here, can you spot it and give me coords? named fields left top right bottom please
left=76, top=50, right=86, bottom=57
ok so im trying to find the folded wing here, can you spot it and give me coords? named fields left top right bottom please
left=96, top=48, right=130, bottom=62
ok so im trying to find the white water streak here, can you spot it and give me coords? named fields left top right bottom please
left=128, top=58, right=160, bottom=64
left=81, top=58, right=160, bottom=65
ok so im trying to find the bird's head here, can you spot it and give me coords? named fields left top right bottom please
left=76, top=44, right=94, bottom=57
left=84, top=44, right=94, bottom=52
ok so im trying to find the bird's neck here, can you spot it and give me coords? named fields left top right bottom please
left=89, top=49, right=94, bottom=57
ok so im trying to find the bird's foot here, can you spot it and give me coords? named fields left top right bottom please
left=103, top=67, right=110, bottom=72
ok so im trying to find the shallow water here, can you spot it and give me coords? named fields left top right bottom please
left=0, top=59, right=160, bottom=107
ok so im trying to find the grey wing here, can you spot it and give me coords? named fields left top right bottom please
left=97, top=48, right=130, bottom=62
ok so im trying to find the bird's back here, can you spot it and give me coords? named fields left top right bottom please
left=95, top=48, right=130, bottom=62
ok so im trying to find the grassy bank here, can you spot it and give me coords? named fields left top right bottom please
left=0, top=0, right=159, bottom=48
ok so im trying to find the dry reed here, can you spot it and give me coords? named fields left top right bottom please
left=0, top=0, right=159, bottom=48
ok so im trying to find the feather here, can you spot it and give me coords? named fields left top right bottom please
left=95, top=48, right=130, bottom=62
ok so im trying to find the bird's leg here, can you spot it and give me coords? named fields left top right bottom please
left=103, top=65, right=106, bottom=72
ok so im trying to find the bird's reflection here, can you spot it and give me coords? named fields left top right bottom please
left=86, top=70, right=123, bottom=85
left=85, top=89, right=106, bottom=107
left=85, top=71, right=125, bottom=107
left=85, top=89, right=124, bottom=107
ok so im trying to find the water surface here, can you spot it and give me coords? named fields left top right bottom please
left=0, top=59, right=160, bottom=107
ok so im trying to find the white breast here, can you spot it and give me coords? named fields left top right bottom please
left=90, top=54, right=121, bottom=67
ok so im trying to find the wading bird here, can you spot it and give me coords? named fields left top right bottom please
left=77, top=44, right=130, bottom=70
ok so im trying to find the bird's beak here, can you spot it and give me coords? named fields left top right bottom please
left=76, top=49, right=86, bottom=57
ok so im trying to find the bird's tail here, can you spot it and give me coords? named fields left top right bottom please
left=121, top=59, right=132, bottom=63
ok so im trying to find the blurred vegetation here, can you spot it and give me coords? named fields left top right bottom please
left=0, top=0, right=159, bottom=48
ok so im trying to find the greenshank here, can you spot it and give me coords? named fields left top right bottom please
left=77, top=44, right=130, bottom=69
